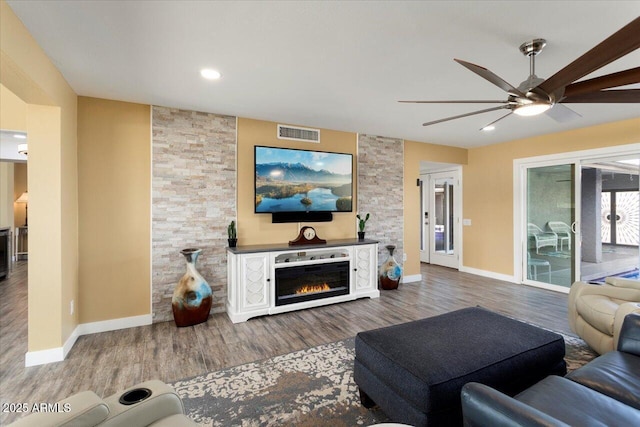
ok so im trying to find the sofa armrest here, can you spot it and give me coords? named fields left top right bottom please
left=618, top=312, right=640, bottom=356
left=613, top=303, right=640, bottom=350
left=605, top=277, right=640, bottom=290
left=461, top=382, right=569, bottom=427
left=101, top=380, right=186, bottom=427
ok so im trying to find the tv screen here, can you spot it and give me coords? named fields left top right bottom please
left=255, top=146, right=353, bottom=213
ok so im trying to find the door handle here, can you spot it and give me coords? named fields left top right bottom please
left=571, top=222, right=578, bottom=233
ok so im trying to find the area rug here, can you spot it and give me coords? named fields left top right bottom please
left=172, top=332, right=596, bottom=426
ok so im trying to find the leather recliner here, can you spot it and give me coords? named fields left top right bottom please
left=461, top=313, right=640, bottom=426
left=8, top=380, right=197, bottom=427
left=568, top=276, right=640, bottom=354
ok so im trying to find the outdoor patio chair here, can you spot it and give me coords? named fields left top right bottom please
left=527, top=252, right=551, bottom=280
left=547, top=221, right=572, bottom=250
left=527, top=223, right=558, bottom=254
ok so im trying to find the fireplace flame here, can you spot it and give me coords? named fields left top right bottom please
left=295, top=283, right=331, bottom=295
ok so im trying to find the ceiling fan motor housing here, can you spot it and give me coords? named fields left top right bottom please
left=519, top=38, right=547, bottom=56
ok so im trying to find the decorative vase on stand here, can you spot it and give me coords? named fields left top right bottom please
left=379, top=244, right=402, bottom=290
left=172, top=248, right=213, bottom=327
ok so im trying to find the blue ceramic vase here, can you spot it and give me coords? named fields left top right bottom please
left=172, top=248, right=212, bottom=327
left=379, top=244, right=402, bottom=290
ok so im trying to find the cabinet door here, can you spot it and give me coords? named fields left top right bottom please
left=240, top=254, right=270, bottom=311
left=354, top=244, right=377, bottom=293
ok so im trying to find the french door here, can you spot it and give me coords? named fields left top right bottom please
left=421, top=169, right=461, bottom=269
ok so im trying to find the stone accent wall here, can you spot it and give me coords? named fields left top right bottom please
left=152, top=107, right=236, bottom=323
left=357, top=134, right=404, bottom=266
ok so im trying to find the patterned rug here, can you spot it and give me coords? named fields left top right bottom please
left=172, top=332, right=597, bottom=426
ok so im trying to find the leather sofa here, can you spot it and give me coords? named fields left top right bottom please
left=8, top=380, right=197, bottom=427
left=461, top=312, right=640, bottom=426
left=568, top=276, right=640, bottom=354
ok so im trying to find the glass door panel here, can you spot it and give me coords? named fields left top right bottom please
left=420, top=174, right=430, bottom=263
left=429, top=170, right=459, bottom=269
left=601, top=192, right=611, bottom=244
left=525, top=164, right=576, bottom=288
left=612, top=191, right=639, bottom=245
left=581, top=155, right=638, bottom=282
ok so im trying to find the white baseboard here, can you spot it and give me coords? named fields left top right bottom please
left=25, top=346, right=66, bottom=367
left=459, top=265, right=519, bottom=284
left=402, top=274, right=422, bottom=284
left=76, top=314, right=152, bottom=336
left=25, top=314, right=152, bottom=367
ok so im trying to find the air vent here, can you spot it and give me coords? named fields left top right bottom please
left=277, top=124, right=320, bottom=143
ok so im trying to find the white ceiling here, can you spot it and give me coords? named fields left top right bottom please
left=6, top=1, right=640, bottom=148
left=0, top=130, right=28, bottom=162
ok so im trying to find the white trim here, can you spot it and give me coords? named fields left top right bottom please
left=460, top=265, right=518, bottom=284
left=522, top=281, right=570, bottom=294
left=150, top=106, right=155, bottom=325
left=76, top=314, right=153, bottom=336
left=25, top=314, right=153, bottom=366
left=401, top=274, right=422, bottom=283
left=514, top=143, right=640, bottom=167
left=25, top=346, right=65, bottom=367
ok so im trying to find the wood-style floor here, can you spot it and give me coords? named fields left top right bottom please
left=0, top=261, right=573, bottom=424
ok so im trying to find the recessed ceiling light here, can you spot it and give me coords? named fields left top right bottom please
left=200, top=69, right=222, bottom=80
left=14, top=134, right=26, bottom=139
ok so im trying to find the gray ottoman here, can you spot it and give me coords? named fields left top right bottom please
left=354, top=307, right=566, bottom=426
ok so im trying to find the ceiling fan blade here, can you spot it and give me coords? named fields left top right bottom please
left=399, top=100, right=508, bottom=104
left=479, top=112, right=512, bottom=130
left=545, top=104, right=582, bottom=123
left=454, top=59, right=526, bottom=96
left=422, top=105, right=511, bottom=127
left=562, top=89, right=640, bottom=103
left=563, top=67, right=640, bottom=98
left=537, top=17, right=640, bottom=96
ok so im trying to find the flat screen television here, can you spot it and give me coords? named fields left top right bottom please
left=255, top=146, right=353, bottom=214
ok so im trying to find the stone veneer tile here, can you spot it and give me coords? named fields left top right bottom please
left=357, top=134, right=404, bottom=266
left=152, top=106, right=236, bottom=323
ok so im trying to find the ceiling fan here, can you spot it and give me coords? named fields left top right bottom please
left=401, top=17, right=640, bottom=130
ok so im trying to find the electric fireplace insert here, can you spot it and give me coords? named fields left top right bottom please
left=274, top=260, right=350, bottom=306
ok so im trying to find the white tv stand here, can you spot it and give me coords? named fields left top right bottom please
left=226, top=239, right=379, bottom=323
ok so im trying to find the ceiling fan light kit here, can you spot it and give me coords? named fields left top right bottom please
left=401, top=17, right=640, bottom=130
left=513, top=102, right=551, bottom=117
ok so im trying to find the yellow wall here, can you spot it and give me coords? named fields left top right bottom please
left=403, top=140, right=468, bottom=276
left=237, top=118, right=358, bottom=244
left=0, top=163, right=13, bottom=228
left=1, top=0, right=78, bottom=351
left=77, top=97, right=151, bottom=322
left=13, top=163, right=27, bottom=228
left=463, top=118, right=640, bottom=276
left=1, top=83, right=27, bottom=130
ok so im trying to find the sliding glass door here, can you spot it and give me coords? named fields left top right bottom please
left=517, top=145, right=639, bottom=292
left=524, top=164, right=578, bottom=289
